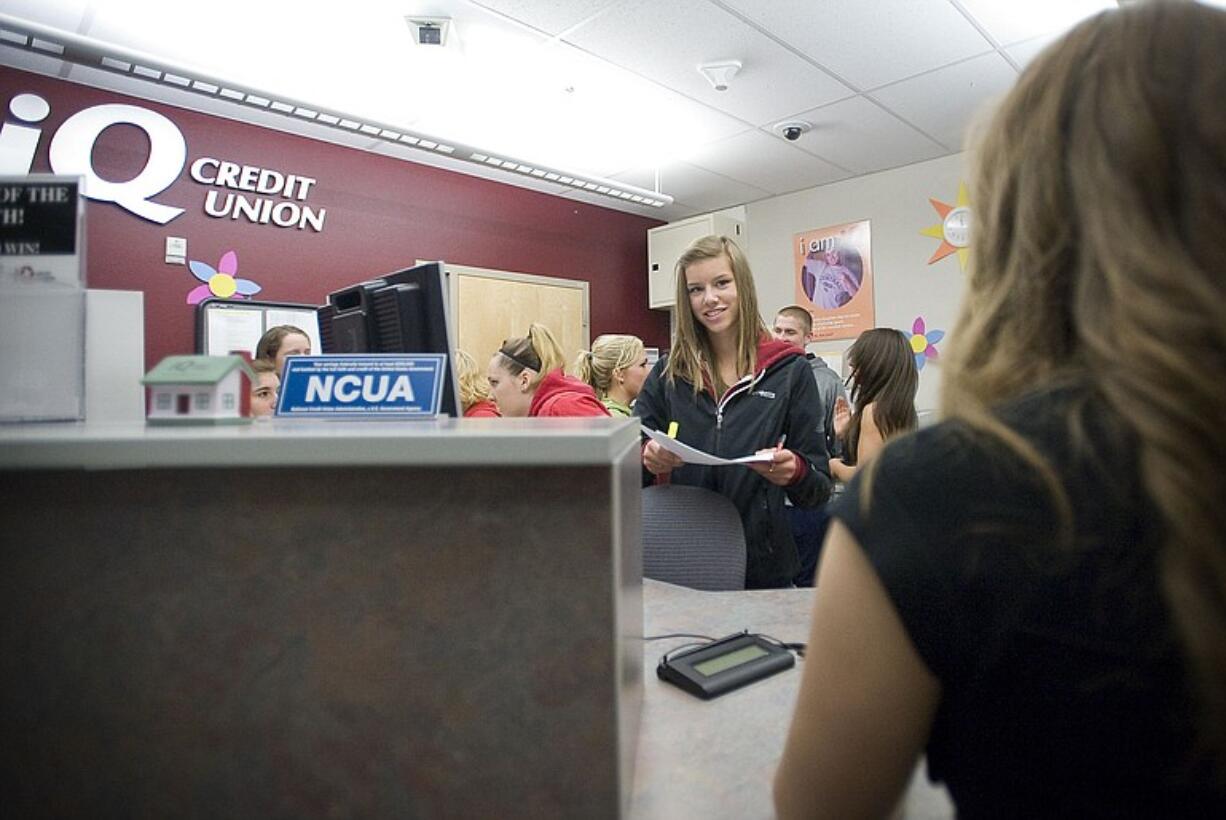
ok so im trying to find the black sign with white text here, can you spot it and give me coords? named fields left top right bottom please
left=0, top=180, right=79, bottom=255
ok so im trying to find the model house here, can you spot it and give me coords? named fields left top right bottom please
left=142, top=355, right=253, bottom=424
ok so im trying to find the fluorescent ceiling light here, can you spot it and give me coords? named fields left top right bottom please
left=0, top=13, right=672, bottom=208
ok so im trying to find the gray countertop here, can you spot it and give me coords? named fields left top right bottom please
left=634, top=579, right=953, bottom=820
left=0, top=416, right=642, bottom=469
left=634, top=580, right=814, bottom=820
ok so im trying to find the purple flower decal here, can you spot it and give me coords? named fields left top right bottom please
left=186, top=250, right=262, bottom=304
left=909, top=316, right=944, bottom=370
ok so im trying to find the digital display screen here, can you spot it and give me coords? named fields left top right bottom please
left=693, top=643, right=769, bottom=677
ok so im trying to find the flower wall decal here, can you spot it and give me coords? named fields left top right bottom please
left=186, top=250, right=262, bottom=305
left=909, top=317, right=944, bottom=371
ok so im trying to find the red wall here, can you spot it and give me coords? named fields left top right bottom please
left=1, top=68, right=668, bottom=370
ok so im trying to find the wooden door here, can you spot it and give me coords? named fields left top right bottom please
left=443, top=263, right=590, bottom=373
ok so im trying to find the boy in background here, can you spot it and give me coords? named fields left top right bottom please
left=772, top=305, right=846, bottom=585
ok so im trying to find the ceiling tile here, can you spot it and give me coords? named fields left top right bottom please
left=0, top=0, right=90, bottom=31
left=870, top=52, right=1017, bottom=151
left=1, top=0, right=1093, bottom=219
left=681, top=129, right=851, bottom=195
left=565, top=0, right=851, bottom=127
left=83, top=2, right=433, bottom=115
left=954, top=0, right=1115, bottom=46
left=611, top=161, right=772, bottom=214
left=786, top=96, right=948, bottom=174
left=1003, top=34, right=1058, bottom=69
left=469, top=0, right=620, bottom=36
left=719, top=0, right=994, bottom=90
left=407, top=50, right=751, bottom=178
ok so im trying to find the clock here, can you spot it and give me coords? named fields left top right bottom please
left=942, top=206, right=971, bottom=247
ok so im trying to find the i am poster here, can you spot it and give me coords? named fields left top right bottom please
left=793, top=219, right=874, bottom=341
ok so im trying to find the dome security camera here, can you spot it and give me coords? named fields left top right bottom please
left=776, top=120, right=812, bottom=141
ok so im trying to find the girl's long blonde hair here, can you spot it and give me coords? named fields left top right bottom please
left=667, top=235, right=765, bottom=396
left=945, top=0, right=1226, bottom=765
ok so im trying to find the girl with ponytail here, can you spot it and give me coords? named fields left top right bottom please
left=574, top=334, right=650, bottom=417
left=486, top=323, right=609, bottom=418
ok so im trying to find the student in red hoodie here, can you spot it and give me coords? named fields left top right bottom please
left=635, top=235, right=832, bottom=588
left=487, top=323, right=609, bottom=418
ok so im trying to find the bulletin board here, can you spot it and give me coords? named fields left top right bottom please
left=195, top=298, right=322, bottom=358
left=443, top=263, right=590, bottom=369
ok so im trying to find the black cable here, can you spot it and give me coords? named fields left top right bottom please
left=758, top=632, right=807, bottom=658
left=659, top=641, right=711, bottom=666
left=646, top=630, right=805, bottom=657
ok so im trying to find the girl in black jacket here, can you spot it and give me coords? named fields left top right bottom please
left=635, top=235, right=832, bottom=588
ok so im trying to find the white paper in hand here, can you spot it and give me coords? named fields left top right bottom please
left=642, top=426, right=775, bottom=466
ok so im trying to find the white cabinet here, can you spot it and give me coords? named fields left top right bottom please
left=647, top=212, right=745, bottom=309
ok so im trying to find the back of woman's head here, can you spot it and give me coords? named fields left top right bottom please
left=453, top=348, right=491, bottom=410
left=669, top=235, right=766, bottom=394
left=948, top=0, right=1226, bottom=763
left=845, top=328, right=917, bottom=454
left=497, top=323, right=565, bottom=387
left=575, top=334, right=644, bottom=396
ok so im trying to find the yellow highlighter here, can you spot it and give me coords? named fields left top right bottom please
left=667, top=421, right=679, bottom=439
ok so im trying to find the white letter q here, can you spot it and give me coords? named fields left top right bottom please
left=48, top=103, right=186, bottom=224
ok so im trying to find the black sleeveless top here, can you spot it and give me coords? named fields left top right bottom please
left=831, top=385, right=1223, bottom=818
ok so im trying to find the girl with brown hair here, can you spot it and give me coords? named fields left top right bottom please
left=635, top=235, right=832, bottom=589
left=776, top=2, right=1226, bottom=815
left=828, top=327, right=918, bottom=482
left=254, top=324, right=311, bottom=378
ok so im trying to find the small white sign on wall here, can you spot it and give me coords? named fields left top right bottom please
left=165, top=236, right=187, bottom=264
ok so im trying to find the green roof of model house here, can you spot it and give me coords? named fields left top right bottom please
left=142, top=355, right=254, bottom=385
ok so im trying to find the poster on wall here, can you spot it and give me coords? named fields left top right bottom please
left=793, top=219, right=874, bottom=341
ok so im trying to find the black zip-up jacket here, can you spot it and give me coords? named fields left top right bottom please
left=634, top=338, right=833, bottom=588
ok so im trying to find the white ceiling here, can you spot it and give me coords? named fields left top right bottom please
left=0, top=0, right=1122, bottom=221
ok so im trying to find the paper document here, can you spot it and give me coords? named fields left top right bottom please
left=207, top=307, right=263, bottom=356
left=642, top=426, right=775, bottom=466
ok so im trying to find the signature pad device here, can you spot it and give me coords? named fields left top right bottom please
left=657, top=631, right=795, bottom=699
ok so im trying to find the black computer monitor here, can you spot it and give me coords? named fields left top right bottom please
left=317, top=261, right=462, bottom=417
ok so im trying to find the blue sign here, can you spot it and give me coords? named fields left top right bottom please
left=276, top=354, right=447, bottom=419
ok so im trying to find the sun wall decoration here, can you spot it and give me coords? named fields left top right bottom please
left=186, top=250, right=262, bottom=305
left=921, top=183, right=971, bottom=270
left=909, top=316, right=944, bottom=371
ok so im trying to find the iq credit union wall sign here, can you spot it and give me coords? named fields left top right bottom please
left=0, top=91, right=328, bottom=231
